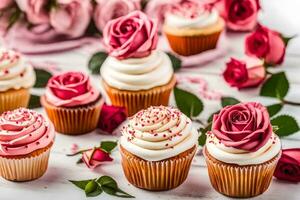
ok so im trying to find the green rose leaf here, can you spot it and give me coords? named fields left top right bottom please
left=69, top=179, right=93, bottom=190
left=266, top=103, right=283, bottom=117
left=207, top=111, right=219, bottom=123
left=167, top=52, right=181, bottom=71
left=88, top=52, right=108, bottom=74
left=174, top=87, right=203, bottom=118
left=100, top=141, right=118, bottom=153
left=221, top=97, right=240, bottom=107
left=271, top=115, right=300, bottom=137
left=28, top=95, right=42, bottom=109
left=260, top=72, right=289, bottom=100
left=85, top=180, right=102, bottom=197
left=97, top=176, right=134, bottom=198
left=198, top=122, right=212, bottom=146
left=281, top=35, right=296, bottom=46
left=34, top=68, right=53, bottom=88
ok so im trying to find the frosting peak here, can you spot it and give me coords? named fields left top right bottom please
left=0, top=108, right=55, bottom=156
left=45, top=71, right=100, bottom=107
left=0, top=49, right=36, bottom=92
left=120, top=106, right=198, bottom=161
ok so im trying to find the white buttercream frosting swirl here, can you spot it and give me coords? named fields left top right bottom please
left=100, top=50, right=173, bottom=91
left=206, top=132, right=281, bottom=165
left=120, top=106, right=198, bottom=161
left=0, top=49, right=35, bottom=92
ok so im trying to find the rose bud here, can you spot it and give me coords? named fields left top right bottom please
left=82, top=148, right=113, bottom=169
left=274, top=148, right=300, bottom=182
left=215, top=0, right=260, bottom=31
left=245, top=25, right=288, bottom=66
left=98, top=104, right=127, bottom=134
left=223, top=57, right=266, bottom=89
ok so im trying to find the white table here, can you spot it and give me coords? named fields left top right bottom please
left=0, top=1, right=300, bottom=199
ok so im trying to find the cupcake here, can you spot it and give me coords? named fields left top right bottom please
left=119, top=106, right=198, bottom=191
left=41, top=71, right=104, bottom=135
left=0, top=108, right=55, bottom=181
left=163, top=0, right=225, bottom=56
left=203, top=102, right=281, bottom=198
left=0, top=49, right=36, bottom=113
left=101, top=11, right=176, bottom=116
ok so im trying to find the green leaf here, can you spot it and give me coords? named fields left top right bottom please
left=97, top=176, right=134, bottom=198
left=8, top=7, right=21, bottom=29
left=85, top=180, right=102, bottom=197
left=166, top=52, right=182, bottom=71
left=34, top=68, right=53, bottom=88
left=281, top=35, right=296, bottom=46
left=221, top=97, right=240, bottom=107
left=207, top=111, right=219, bottom=123
left=198, top=122, right=212, bottom=146
left=260, top=72, right=289, bottom=100
left=174, top=87, right=203, bottom=118
left=88, top=52, right=108, bottom=74
left=28, top=95, right=41, bottom=109
left=69, top=179, right=93, bottom=190
left=100, top=141, right=117, bottom=153
left=271, top=115, right=300, bottom=137
left=266, top=103, right=283, bottom=117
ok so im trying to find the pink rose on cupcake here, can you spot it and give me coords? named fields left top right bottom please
left=50, top=0, right=92, bottom=38
left=215, top=0, right=260, bottom=31
left=211, top=102, right=272, bottom=151
left=0, top=0, right=14, bottom=10
left=245, top=25, right=287, bottom=65
left=15, top=0, right=49, bottom=24
left=223, top=57, right=266, bottom=89
left=93, top=0, right=141, bottom=32
left=103, top=10, right=158, bottom=60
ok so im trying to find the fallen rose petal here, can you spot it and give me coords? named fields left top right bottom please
left=82, top=148, right=113, bottom=169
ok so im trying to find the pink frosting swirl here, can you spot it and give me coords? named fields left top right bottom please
left=103, top=10, right=158, bottom=60
left=169, top=0, right=212, bottom=19
left=211, top=102, right=272, bottom=152
left=45, top=71, right=100, bottom=107
left=0, top=108, right=55, bottom=156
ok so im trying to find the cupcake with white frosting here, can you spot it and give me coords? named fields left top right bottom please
left=119, top=106, right=198, bottom=190
left=203, top=102, right=281, bottom=198
left=101, top=11, right=176, bottom=116
left=0, top=49, right=35, bottom=113
left=163, top=0, right=225, bottom=56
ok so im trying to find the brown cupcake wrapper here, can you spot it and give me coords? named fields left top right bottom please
left=120, top=145, right=197, bottom=191
left=203, top=147, right=281, bottom=198
left=103, top=76, right=176, bottom=116
left=41, top=96, right=104, bottom=135
left=0, top=147, right=52, bottom=182
left=165, top=31, right=222, bottom=56
left=0, top=88, right=30, bottom=114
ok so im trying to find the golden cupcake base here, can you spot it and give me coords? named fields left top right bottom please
left=0, top=88, right=30, bottom=114
left=41, top=96, right=104, bottom=135
left=120, top=145, right=197, bottom=191
left=203, top=146, right=281, bottom=198
left=102, top=76, right=176, bottom=116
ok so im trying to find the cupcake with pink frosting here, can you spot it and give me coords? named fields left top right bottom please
left=163, top=0, right=225, bottom=56
left=41, top=71, right=104, bottom=135
left=119, top=106, right=198, bottom=190
left=101, top=11, right=176, bottom=116
left=0, top=108, right=55, bottom=181
left=203, top=102, right=281, bottom=198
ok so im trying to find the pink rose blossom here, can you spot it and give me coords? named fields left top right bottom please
left=103, top=11, right=158, bottom=59
left=15, top=0, right=49, bottom=24
left=50, top=0, right=92, bottom=38
left=0, top=0, right=14, bottom=10
left=82, top=148, right=113, bottom=169
left=93, top=0, right=141, bottom=32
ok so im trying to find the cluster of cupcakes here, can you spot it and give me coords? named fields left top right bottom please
left=0, top=5, right=282, bottom=199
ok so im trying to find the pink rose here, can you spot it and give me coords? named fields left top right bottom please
left=215, top=0, right=260, bottom=31
left=210, top=102, right=272, bottom=152
left=145, top=0, right=180, bottom=31
left=93, top=0, right=141, bottom=32
left=15, top=0, right=49, bottom=24
left=82, top=148, right=113, bottom=169
left=50, top=0, right=92, bottom=38
left=45, top=71, right=100, bottom=107
left=245, top=25, right=286, bottom=65
left=0, top=10, right=11, bottom=36
left=103, top=11, right=158, bottom=59
left=98, top=104, right=127, bottom=134
left=223, top=57, right=266, bottom=89
left=274, top=148, right=300, bottom=182
left=0, top=0, right=13, bottom=10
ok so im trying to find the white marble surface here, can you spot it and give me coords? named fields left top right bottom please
left=1, top=1, right=300, bottom=199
